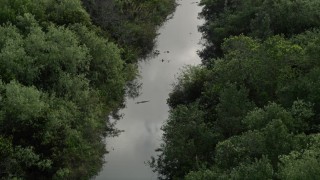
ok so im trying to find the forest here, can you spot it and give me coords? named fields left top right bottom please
left=0, top=0, right=175, bottom=179
left=2, top=0, right=320, bottom=179
left=151, top=0, right=320, bottom=179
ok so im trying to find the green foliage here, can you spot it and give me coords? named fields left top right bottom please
left=0, top=136, right=52, bottom=179
left=244, top=101, right=314, bottom=133
left=186, top=168, right=228, bottom=180
left=0, top=21, right=123, bottom=178
left=168, top=66, right=209, bottom=108
left=229, top=157, right=274, bottom=180
left=150, top=103, right=218, bottom=180
left=0, top=82, right=53, bottom=178
left=0, top=0, right=176, bottom=178
left=152, top=1, right=320, bottom=179
left=81, top=0, right=176, bottom=59
left=186, top=157, right=273, bottom=180
left=215, top=84, right=255, bottom=137
left=198, top=0, right=320, bottom=64
left=0, top=0, right=91, bottom=26
left=69, top=24, right=126, bottom=106
left=214, top=130, right=266, bottom=169
left=47, top=0, right=91, bottom=25
left=279, top=134, right=320, bottom=180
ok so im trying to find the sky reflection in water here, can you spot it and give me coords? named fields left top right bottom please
left=95, top=1, right=204, bottom=179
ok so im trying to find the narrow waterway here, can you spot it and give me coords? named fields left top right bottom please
left=96, top=1, right=203, bottom=179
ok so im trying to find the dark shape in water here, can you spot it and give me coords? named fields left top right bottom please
left=135, top=100, right=150, bottom=104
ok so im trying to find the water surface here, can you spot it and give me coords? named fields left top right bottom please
left=96, top=1, right=203, bottom=179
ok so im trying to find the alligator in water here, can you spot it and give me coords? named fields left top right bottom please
left=135, top=100, right=150, bottom=104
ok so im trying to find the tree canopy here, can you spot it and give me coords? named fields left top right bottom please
left=0, top=0, right=175, bottom=179
left=151, top=0, right=320, bottom=179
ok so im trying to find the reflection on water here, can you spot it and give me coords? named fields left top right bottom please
left=95, top=1, right=203, bottom=179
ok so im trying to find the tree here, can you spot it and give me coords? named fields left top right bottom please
left=150, top=103, right=218, bottom=180
left=279, top=134, right=320, bottom=180
left=0, top=0, right=176, bottom=178
left=198, top=0, right=320, bottom=65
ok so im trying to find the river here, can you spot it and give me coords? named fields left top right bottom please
left=95, top=1, right=203, bottom=179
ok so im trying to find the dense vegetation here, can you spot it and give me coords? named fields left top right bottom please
left=151, top=0, right=320, bottom=179
left=0, top=0, right=175, bottom=179
left=82, top=0, right=176, bottom=61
